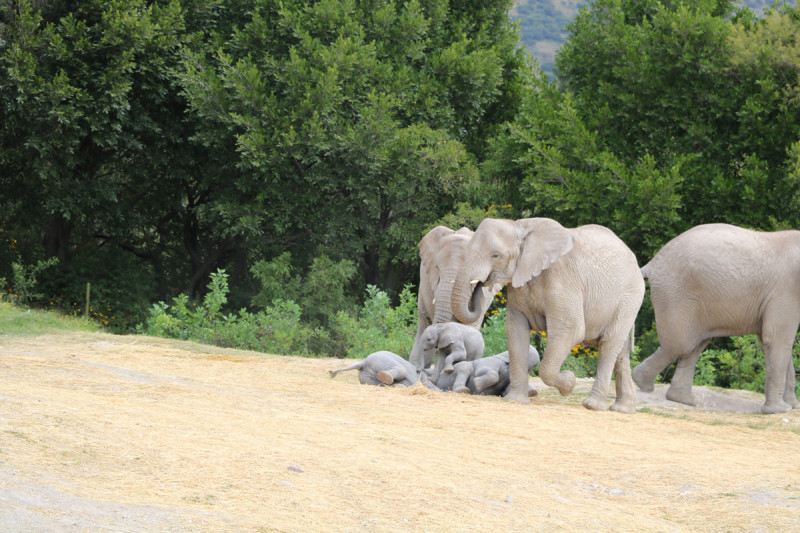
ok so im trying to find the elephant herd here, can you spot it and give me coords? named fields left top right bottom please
left=332, top=219, right=800, bottom=415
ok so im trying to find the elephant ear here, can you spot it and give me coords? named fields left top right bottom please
left=438, top=328, right=460, bottom=349
left=511, top=218, right=575, bottom=288
left=495, top=351, right=510, bottom=364
left=419, top=226, right=455, bottom=291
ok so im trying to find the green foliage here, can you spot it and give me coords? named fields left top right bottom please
left=693, top=334, right=800, bottom=395
left=251, top=253, right=358, bottom=327
left=10, top=258, right=59, bottom=305
left=250, top=253, right=302, bottom=309
left=483, top=70, right=683, bottom=261
left=481, top=307, right=510, bottom=356
left=138, top=270, right=323, bottom=355
left=556, top=0, right=800, bottom=234
left=176, top=0, right=527, bottom=291
left=140, top=271, right=418, bottom=358
left=329, top=285, right=417, bottom=359
left=0, top=302, right=100, bottom=336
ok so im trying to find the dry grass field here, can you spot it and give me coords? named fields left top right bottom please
left=1, top=331, right=799, bottom=532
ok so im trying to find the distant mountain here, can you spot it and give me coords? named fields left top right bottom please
left=511, top=0, right=790, bottom=78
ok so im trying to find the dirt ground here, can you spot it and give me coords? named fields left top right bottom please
left=1, top=332, right=799, bottom=532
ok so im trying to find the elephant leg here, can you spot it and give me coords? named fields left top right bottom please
left=665, top=340, right=709, bottom=406
left=784, top=357, right=800, bottom=409
left=537, top=323, right=583, bottom=398
left=760, top=323, right=795, bottom=414
left=377, top=366, right=408, bottom=386
left=442, top=343, right=467, bottom=374
left=582, top=337, right=623, bottom=412
left=633, top=345, right=680, bottom=392
left=408, top=309, right=433, bottom=370
left=452, top=361, right=473, bottom=394
left=609, top=336, right=637, bottom=414
left=474, top=368, right=500, bottom=393
left=504, top=306, right=534, bottom=403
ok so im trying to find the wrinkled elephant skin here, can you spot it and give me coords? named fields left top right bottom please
left=451, top=218, right=644, bottom=413
left=435, top=346, right=540, bottom=397
left=330, top=351, right=437, bottom=389
left=633, top=223, right=800, bottom=414
left=418, top=322, right=485, bottom=383
left=408, top=227, right=499, bottom=370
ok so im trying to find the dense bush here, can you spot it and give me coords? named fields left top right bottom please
left=138, top=270, right=419, bottom=358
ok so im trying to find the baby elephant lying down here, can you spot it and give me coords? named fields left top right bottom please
left=432, top=346, right=540, bottom=397
left=329, top=350, right=437, bottom=388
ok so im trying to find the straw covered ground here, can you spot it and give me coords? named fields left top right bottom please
left=1, top=331, right=799, bottom=532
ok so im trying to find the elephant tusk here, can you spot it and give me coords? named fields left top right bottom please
left=470, top=280, right=480, bottom=285
left=432, top=298, right=436, bottom=304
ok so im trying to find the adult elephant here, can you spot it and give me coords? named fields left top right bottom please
left=408, top=226, right=500, bottom=370
left=450, top=218, right=644, bottom=412
left=632, top=223, right=800, bottom=414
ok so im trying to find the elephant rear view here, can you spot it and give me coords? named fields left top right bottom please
left=633, top=223, right=800, bottom=414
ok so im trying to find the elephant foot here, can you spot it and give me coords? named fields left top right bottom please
left=783, top=395, right=800, bottom=410
left=761, top=400, right=792, bottom=414
left=554, top=370, right=577, bottom=396
left=582, top=394, right=608, bottom=412
left=377, top=371, right=395, bottom=385
left=609, top=400, right=636, bottom=414
left=443, top=363, right=454, bottom=374
left=632, top=366, right=655, bottom=393
left=504, top=390, right=531, bottom=404
left=665, top=385, right=696, bottom=406
left=393, top=383, right=407, bottom=388
left=474, top=375, right=489, bottom=393
left=454, top=385, right=471, bottom=394
left=528, top=388, right=538, bottom=398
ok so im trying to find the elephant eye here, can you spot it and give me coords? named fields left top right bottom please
left=491, top=253, right=500, bottom=258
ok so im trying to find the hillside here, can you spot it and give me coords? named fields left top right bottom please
left=1, top=331, right=799, bottom=531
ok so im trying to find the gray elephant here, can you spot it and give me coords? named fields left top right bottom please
left=408, top=226, right=500, bottom=370
left=435, top=346, right=540, bottom=397
left=329, top=351, right=436, bottom=388
left=450, top=218, right=644, bottom=413
left=632, top=223, right=800, bottom=414
left=419, top=322, right=485, bottom=383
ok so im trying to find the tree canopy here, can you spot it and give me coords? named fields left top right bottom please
left=3, top=0, right=800, bottom=337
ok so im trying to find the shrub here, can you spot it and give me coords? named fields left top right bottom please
left=10, top=258, right=59, bottom=305
left=329, top=285, right=417, bottom=359
left=138, top=270, right=323, bottom=355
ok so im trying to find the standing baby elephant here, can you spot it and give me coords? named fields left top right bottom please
left=419, top=322, right=485, bottom=382
left=436, top=346, right=540, bottom=397
left=329, top=351, right=435, bottom=388
left=633, top=224, right=800, bottom=414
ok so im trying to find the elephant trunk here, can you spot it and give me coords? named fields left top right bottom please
left=451, top=260, right=490, bottom=325
left=432, top=268, right=459, bottom=324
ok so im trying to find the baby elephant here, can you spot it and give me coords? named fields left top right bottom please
left=329, top=351, right=435, bottom=388
left=419, top=322, right=485, bottom=381
left=435, top=346, right=540, bottom=397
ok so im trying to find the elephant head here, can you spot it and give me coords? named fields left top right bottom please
left=419, top=323, right=462, bottom=355
left=409, top=226, right=500, bottom=369
left=419, top=226, right=475, bottom=327
left=451, top=218, right=575, bottom=325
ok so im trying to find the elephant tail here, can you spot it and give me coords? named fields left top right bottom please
left=640, top=263, right=651, bottom=281
left=329, top=361, right=364, bottom=378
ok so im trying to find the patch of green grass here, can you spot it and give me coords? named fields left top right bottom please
left=0, top=302, right=100, bottom=336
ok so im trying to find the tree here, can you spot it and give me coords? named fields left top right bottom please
left=483, top=68, right=683, bottom=261
left=176, top=0, right=529, bottom=293
left=555, top=0, right=800, bottom=234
